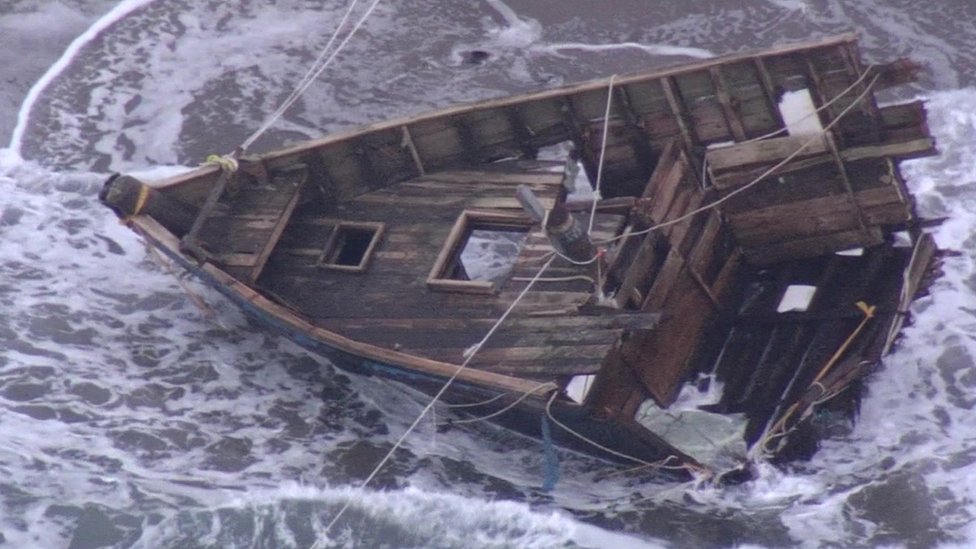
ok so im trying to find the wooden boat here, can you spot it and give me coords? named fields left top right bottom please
left=100, top=33, right=940, bottom=481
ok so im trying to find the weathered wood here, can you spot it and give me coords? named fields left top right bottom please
left=706, top=134, right=829, bottom=175
left=661, top=76, right=698, bottom=156
left=615, top=231, right=667, bottom=309
left=626, top=261, right=716, bottom=405
left=824, top=133, right=870, bottom=237
left=179, top=167, right=236, bottom=259
left=742, top=226, right=884, bottom=265
left=401, top=125, right=426, bottom=176
left=882, top=233, right=937, bottom=354
left=727, top=185, right=909, bottom=245
left=104, top=34, right=944, bottom=470
left=709, top=66, right=748, bottom=141
left=247, top=170, right=308, bottom=283
left=839, top=137, right=936, bottom=162
left=752, top=57, right=788, bottom=130
left=99, top=174, right=197, bottom=234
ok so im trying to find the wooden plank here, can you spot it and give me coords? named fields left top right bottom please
left=840, top=43, right=883, bottom=144
left=180, top=168, right=236, bottom=259
left=710, top=154, right=834, bottom=191
left=675, top=70, right=731, bottom=143
left=319, top=319, right=626, bottom=351
left=649, top=151, right=689, bottom=223
left=802, top=56, right=831, bottom=129
left=420, top=170, right=564, bottom=186
left=401, top=125, right=426, bottom=176
left=661, top=76, right=698, bottom=155
left=414, top=342, right=611, bottom=365
left=615, top=231, right=667, bottom=309
left=625, top=268, right=716, bottom=405
left=709, top=66, right=748, bottom=141
left=839, top=137, right=936, bottom=162
left=247, top=171, right=308, bottom=283
left=882, top=233, right=937, bottom=354
left=138, top=215, right=560, bottom=397
left=643, top=248, right=686, bottom=311
left=742, top=226, right=884, bottom=265
left=727, top=185, right=909, bottom=244
left=752, top=57, right=788, bottom=131
left=824, top=133, right=870, bottom=236
left=686, top=210, right=722, bottom=272
left=705, top=134, right=829, bottom=174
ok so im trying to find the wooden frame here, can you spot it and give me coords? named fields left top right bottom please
left=426, top=210, right=533, bottom=294
left=317, top=221, right=385, bottom=273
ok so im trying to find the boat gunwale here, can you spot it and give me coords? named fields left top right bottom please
left=141, top=33, right=860, bottom=191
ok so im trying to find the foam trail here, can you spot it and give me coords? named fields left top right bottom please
left=484, top=0, right=712, bottom=60
left=763, top=0, right=810, bottom=13
left=541, top=42, right=714, bottom=59
left=483, top=0, right=524, bottom=27
left=7, top=0, right=161, bottom=156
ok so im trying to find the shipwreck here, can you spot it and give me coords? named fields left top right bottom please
left=101, top=34, right=940, bottom=480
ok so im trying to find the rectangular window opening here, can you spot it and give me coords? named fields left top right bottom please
left=318, top=222, right=384, bottom=273
left=428, top=211, right=532, bottom=294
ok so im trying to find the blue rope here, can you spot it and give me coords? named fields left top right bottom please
left=541, top=415, right=560, bottom=491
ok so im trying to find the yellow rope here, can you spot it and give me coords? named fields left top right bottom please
left=205, top=153, right=239, bottom=173
left=758, top=301, right=876, bottom=456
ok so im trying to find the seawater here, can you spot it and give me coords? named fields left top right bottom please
left=3, top=1, right=976, bottom=547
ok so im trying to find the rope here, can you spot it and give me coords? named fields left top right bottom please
left=242, top=0, right=382, bottom=152
left=741, top=63, right=879, bottom=145
left=587, top=75, right=616, bottom=234
left=136, top=228, right=219, bottom=321
left=511, top=274, right=595, bottom=284
left=755, top=301, right=877, bottom=457
left=547, top=66, right=881, bottom=270
left=316, top=255, right=558, bottom=542
left=447, top=381, right=555, bottom=425
left=544, top=392, right=710, bottom=478
left=205, top=153, right=239, bottom=173
left=439, top=393, right=507, bottom=410
left=598, top=72, right=883, bottom=248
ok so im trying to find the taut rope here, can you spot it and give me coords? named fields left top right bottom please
left=240, top=0, right=383, bottom=152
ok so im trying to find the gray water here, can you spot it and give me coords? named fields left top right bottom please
left=2, top=1, right=976, bottom=547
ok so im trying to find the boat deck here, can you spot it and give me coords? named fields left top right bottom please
left=231, top=160, right=656, bottom=378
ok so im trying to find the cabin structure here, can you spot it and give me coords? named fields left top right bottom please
left=102, top=33, right=939, bottom=477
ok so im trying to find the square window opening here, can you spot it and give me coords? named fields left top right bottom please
left=428, top=211, right=532, bottom=294
left=318, top=222, right=384, bottom=273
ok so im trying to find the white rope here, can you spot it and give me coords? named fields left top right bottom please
left=741, top=63, right=879, bottom=145
left=242, top=0, right=382, bottom=152
left=511, top=274, right=595, bottom=284
left=315, top=255, right=557, bottom=543
left=587, top=74, right=617, bottom=234
left=598, top=72, right=883, bottom=247
left=543, top=392, right=707, bottom=476
left=448, top=381, right=555, bottom=425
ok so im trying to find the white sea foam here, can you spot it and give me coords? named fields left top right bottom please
left=132, top=484, right=667, bottom=548
left=6, top=0, right=976, bottom=547
left=8, top=0, right=160, bottom=155
left=541, top=41, right=714, bottom=60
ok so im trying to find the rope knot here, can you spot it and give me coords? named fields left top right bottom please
left=205, top=154, right=239, bottom=174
